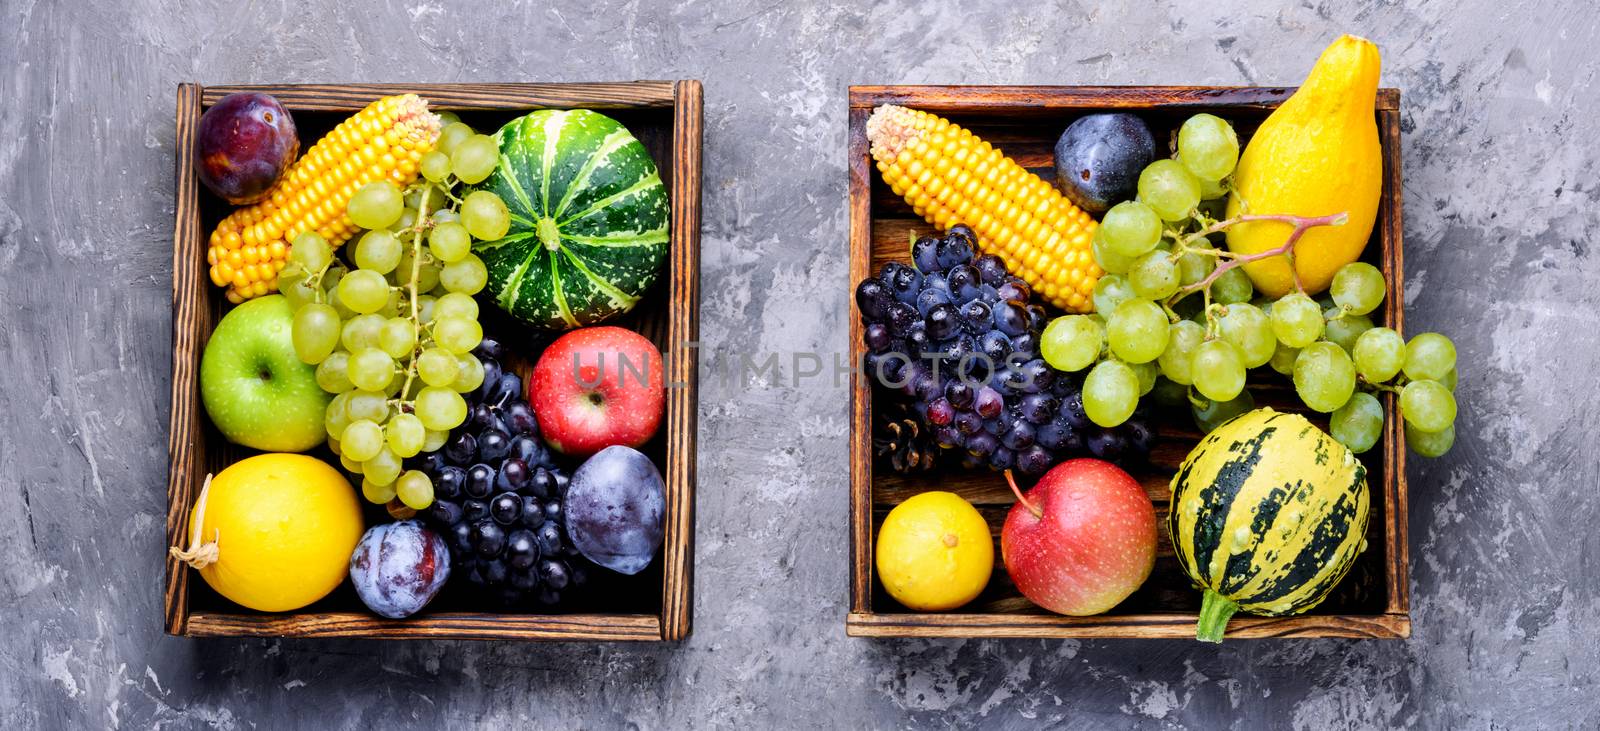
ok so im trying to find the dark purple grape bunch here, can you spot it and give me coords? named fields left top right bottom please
left=413, top=338, right=593, bottom=607
left=855, top=224, right=1153, bottom=475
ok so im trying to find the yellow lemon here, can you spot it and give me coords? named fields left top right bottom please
left=875, top=491, right=993, bottom=611
left=1226, top=34, right=1383, bottom=297
left=176, top=453, right=363, bottom=612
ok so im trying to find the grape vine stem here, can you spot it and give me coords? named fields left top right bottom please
left=1171, top=211, right=1349, bottom=300
left=396, top=187, right=434, bottom=406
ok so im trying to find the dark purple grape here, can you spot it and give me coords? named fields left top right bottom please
left=435, top=466, right=466, bottom=500
left=495, top=457, right=529, bottom=492
left=474, top=338, right=506, bottom=362
left=507, top=530, right=538, bottom=569
left=490, top=373, right=522, bottom=407
left=1054, top=113, right=1156, bottom=212
left=947, top=223, right=977, bottom=247
left=462, top=499, right=490, bottom=523
left=990, top=447, right=1016, bottom=471
left=971, top=254, right=1008, bottom=286
left=912, top=370, right=942, bottom=402
left=1018, top=359, right=1054, bottom=394
left=535, top=523, right=562, bottom=554
left=966, top=431, right=998, bottom=457
left=509, top=435, right=544, bottom=466
left=503, top=401, right=538, bottom=435
left=979, top=330, right=1010, bottom=364
left=944, top=333, right=978, bottom=369
left=1061, top=391, right=1091, bottom=430
left=935, top=233, right=974, bottom=270
left=864, top=323, right=894, bottom=353
left=543, top=499, right=562, bottom=523
left=882, top=262, right=921, bottom=303
left=905, top=322, right=929, bottom=353
left=1086, top=429, right=1128, bottom=461
left=935, top=425, right=963, bottom=448
left=945, top=380, right=974, bottom=409
left=1017, top=446, right=1054, bottom=475
left=478, top=428, right=511, bottom=463
left=926, top=397, right=955, bottom=426
left=1002, top=420, right=1036, bottom=450
left=529, top=467, right=558, bottom=498
left=490, top=492, right=522, bottom=525
left=413, top=451, right=446, bottom=478
left=1010, top=332, right=1040, bottom=361
left=922, top=272, right=949, bottom=294
left=915, top=286, right=951, bottom=317
left=954, top=411, right=983, bottom=435
left=994, top=301, right=1030, bottom=337
left=444, top=432, right=477, bottom=465
left=855, top=278, right=893, bottom=322
left=1027, top=305, right=1049, bottom=333
left=429, top=499, right=463, bottom=525
left=482, top=558, right=508, bottom=584
left=540, top=560, right=571, bottom=590
left=960, top=301, right=991, bottom=332
left=475, top=358, right=503, bottom=403
left=1124, top=420, right=1155, bottom=456
left=509, top=568, right=539, bottom=590
left=450, top=521, right=474, bottom=553
left=1019, top=393, right=1059, bottom=424
left=978, top=283, right=1000, bottom=302
left=997, top=279, right=1031, bottom=303
left=974, top=386, right=1004, bottom=419
left=1036, top=421, right=1070, bottom=450
left=885, top=302, right=919, bottom=337
left=946, top=264, right=980, bottom=302
left=467, top=403, right=496, bottom=433
left=472, top=521, right=507, bottom=557
left=465, top=463, right=495, bottom=499
left=912, top=235, right=942, bottom=273
left=925, top=303, right=960, bottom=341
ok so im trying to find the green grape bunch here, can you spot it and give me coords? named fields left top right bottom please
left=1040, top=113, right=1462, bottom=457
left=278, top=114, right=513, bottom=510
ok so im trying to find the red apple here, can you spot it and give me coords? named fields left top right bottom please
left=529, top=326, right=664, bottom=458
left=1000, top=459, right=1156, bottom=615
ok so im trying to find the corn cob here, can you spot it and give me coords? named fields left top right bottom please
left=207, top=94, right=441, bottom=302
left=867, top=104, right=1100, bottom=312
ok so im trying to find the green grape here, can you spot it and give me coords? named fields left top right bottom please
left=290, top=231, right=332, bottom=272
left=1330, top=262, right=1386, bottom=316
left=347, top=181, right=405, bottom=230
left=1100, top=201, right=1164, bottom=258
left=1041, top=315, right=1103, bottom=372
left=435, top=111, right=462, bottom=126
left=341, top=419, right=385, bottom=462
left=1196, top=173, right=1228, bottom=201
left=292, top=303, right=342, bottom=364
left=420, top=150, right=452, bottom=183
left=1330, top=391, right=1384, bottom=453
left=1083, top=360, right=1139, bottom=427
left=1406, top=422, right=1455, bottom=457
left=1106, top=298, right=1169, bottom=364
left=1092, top=275, right=1136, bottom=321
left=324, top=393, right=352, bottom=440
left=451, top=134, right=499, bottom=184
left=434, top=292, right=480, bottom=322
left=386, top=412, right=427, bottom=458
left=1092, top=234, right=1137, bottom=275
left=1292, top=341, right=1356, bottom=413
left=1218, top=303, right=1275, bottom=368
left=405, top=185, right=447, bottom=213
left=417, top=347, right=459, bottom=386
left=341, top=313, right=384, bottom=351
left=1441, top=367, right=1458, bottom=391
left=378, top=317, right=417, bottom=359
left=433, top=316, right=483, bottom=354
left=451, top=353, right=486, bottom=393
left=363, top=447, right=404, bottom=487
left=1176, top=113, right=1240, bottom=181
left=1137, top=159, right=1202, bottom=221
left=315, top=351, right=355, bottom=393
left=1323, top=310, right=1373, bottom=354
left=379, top=288, right=403, bottom=318
left=422, top=429, right=449, bottom=452
left=1403, top=333, right=1457, bottom=382
left=348, top=348, right=396, bottom=392
left=337, top=269, right=391, bottom=315
left=396, top=470, right=435, bottom=510
left=437, top=122, right=474, bottom=155
left=345, top=389, right=390, bottom=423
left=462, top=191, right=511, bottom=240
left=429, top=221, right=472, bottom=263
left=361, top=477, right=397, bottom=504
left=1130, top=360, right=1159, bottom=396
left=1192, top=390, right=1255, bottom=433
left=1177, top=244, right=1215, bottom=286
left=1211, top=267, right=1254, bottom=304
left=1270, top=293, right=1324, bottom=348
left=354, top=230, right=402, bottom=274
left=416, top=294, right=438, bottom=325
left=279, top=270, right=320, bottom=310
left=1129, top=250, right=1179, bottom=300
left=1158, top=319, right=1205, bottom=385
left=1191, top=339, right=1246, bottom=402
left=440, top=255, right=488, bottom=295
left=415, top=387, right=468, bottom=431
left=1400, top=379, right=1456, bottom=433
left=394, top=208, right=418, bottom=233
left=1268, top=342, right=1300, bottom=376
left=1352, top=327, right=1406, bottom=383
left=432, top=208, right=459, bottom=224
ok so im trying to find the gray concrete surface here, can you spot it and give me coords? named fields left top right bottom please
left=3, top=0, right=1597, bottom=728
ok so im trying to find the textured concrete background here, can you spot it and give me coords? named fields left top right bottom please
left=3, top=0, right=1598, bottom=728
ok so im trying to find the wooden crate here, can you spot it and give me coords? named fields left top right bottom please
left=165, top=81, right=701, bottom=641
left=846, top=86, right=1409, bottom=639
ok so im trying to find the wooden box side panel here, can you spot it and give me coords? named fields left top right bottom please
left=164, top=83, right=206, bottom=636
left=185, top=612, right=663, bottom=641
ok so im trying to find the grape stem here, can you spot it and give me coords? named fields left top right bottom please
left=395, top=187, right=435, bottom=407
left=1172, top=212, right=1348, bottom=300
left=1004, top=470, right=1042, bottom=519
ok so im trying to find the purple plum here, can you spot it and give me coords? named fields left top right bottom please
left=565, top=446, right=665, bottom=575
left=196, top=92, right=298, bottom=204
left=349, top=520, right=450, bottom=619
left=1053, top=113, right=1156, bottom=213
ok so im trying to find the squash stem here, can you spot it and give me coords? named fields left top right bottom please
left=1196, top=589, right=1239, bottom=643
left=1004, top=470, right=1042, bottom=519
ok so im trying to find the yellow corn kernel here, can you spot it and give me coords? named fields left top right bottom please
left=204, top=94, right=441, bottom=302
left=866, top=104, right=1100, bottom=312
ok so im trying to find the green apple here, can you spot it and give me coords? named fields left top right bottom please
left=200, top=295, right=330, bottom=452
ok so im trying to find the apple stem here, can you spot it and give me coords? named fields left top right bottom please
left=168, top=473, right=221, bottom=570
left=1004, top=470, right=1042, bottom=520
left=1196, top=589, right=1240, bottom=643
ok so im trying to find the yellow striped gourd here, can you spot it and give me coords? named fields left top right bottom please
left=1169, top=408, right=1370, bottom=642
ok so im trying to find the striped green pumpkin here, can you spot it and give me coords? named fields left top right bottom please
left=1169, top=408, right=1370, bottom=642
left=473, top=109, right=669, bottom=330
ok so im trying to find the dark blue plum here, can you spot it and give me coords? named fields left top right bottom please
left=565, top=446, right=666, bottom=575
left=1054, top=113, right=1156, bottom=213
